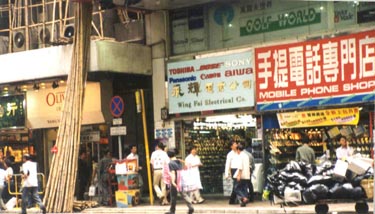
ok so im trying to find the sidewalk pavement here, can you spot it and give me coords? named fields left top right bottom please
left=3, top=197, right=373, bottom=213
left=79, top=196, right=373, bottom=214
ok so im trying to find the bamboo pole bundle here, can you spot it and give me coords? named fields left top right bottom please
left=43, top=0, right=93, bottom=212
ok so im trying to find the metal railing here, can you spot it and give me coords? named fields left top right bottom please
left=7, top=173, right=45, bottom=207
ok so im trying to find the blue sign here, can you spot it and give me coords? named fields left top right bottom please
left=110, top=96, right=124, bottom=118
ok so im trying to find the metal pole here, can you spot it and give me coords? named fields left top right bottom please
left=118, top=136, right=122, bottom=160
left=140, top=89, right=154, bottom=205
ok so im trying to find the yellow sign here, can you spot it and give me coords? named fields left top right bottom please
left=277, top=107, right=360, bottom=128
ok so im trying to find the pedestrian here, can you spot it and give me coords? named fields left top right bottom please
left=3, top=158, right=14, bottom=203
left=126, top=145, right=142, bottom=171
left=336, top=136, right=353, bottom=161
left=150, top=141, right=169, bottom=205
left=0, top=161, right=7, bottom=210
left=296, top=134, right=316, bottom=164
left=185, top=146, right=205, bottom=204
left=165, top=149, right=194, bottom=214
left=76, top=150, right=90, bottom=200
left=21, top=154, right=46, bottom=214
left=97, top=150, right=113, bottom=206
left=224, top=141, right=239, bottom=204
left=243, top=141, right=255, bottom=202
left=234, top=143, right=250, bottom=207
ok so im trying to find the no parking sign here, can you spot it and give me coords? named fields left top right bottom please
left=110, top=96, right=124, bottom=118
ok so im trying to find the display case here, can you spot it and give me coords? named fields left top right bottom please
left=265, top=125, right=372, bottom=170
left=184, top=129, right=229, bottom=194
left=265, top=129, right=325, bottom=169
left=251, top=138, right=263, bottom=164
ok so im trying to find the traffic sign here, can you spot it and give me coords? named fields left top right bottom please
left=110, top=96, right=124, bottom=118
left=113, top=118, right=123, bottom=125
left=110, top=126, right=127, bottom=136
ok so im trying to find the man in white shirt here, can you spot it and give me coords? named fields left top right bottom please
left=21, top=154, right=46, bottom=214
left=127, top=145, right=142, bottom=171
left=224, top=141, right=240, bottom=204
left=151, top=141, right=169, bottom=205
left=234, top=143, right=250, bottom=207
left=336, top=136, right=353, bottom=161
left=126, top=145, right=143, bottom=191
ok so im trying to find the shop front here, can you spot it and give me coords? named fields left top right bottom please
left=254, top=29, right=375, bottom=171
left=165, top=50, right=257, bottom=194
left=25, top=81, right=111, bottom=176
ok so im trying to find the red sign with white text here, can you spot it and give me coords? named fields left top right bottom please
left=255, top=30, right=375, bottom=104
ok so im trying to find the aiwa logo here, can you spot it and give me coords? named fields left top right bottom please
left=214, top=4, right=235, bottom=26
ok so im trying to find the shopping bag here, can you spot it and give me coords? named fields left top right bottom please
left=88, top=185, right=96, bottom=196
left=6, top=197, right=17, bottom=210
left=333, top=160, right=348, bottom=178
left=223, top=173, right=233, bottom=196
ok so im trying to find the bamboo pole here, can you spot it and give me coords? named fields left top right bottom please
left=43, top=0, right=92, bottom=212
left=140, top=89, right=154, bottom=205
left=8, top=0, right=12, bottom=52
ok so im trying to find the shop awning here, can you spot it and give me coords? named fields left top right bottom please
left=26, top=82, right=105, bottom=129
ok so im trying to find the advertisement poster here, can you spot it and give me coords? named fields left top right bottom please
left=167, top=51, right=254, bottom=114
left=277, top=107, right=360, bottom=128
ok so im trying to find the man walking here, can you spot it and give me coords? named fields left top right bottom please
left=151, top=141, right=170, bottom=205
left=21, top=154, right=46, bottom=214
left=224, top=141, right=239, bottom=204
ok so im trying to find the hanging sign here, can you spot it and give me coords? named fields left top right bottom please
left=277, top=107, right=360, bottom=128
left=255, top=30, right=375, bottom=111
left=0, top=94, right=26, bottom=129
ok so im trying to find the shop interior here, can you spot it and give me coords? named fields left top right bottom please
left=181, top=114, right=257, bottom=194
left=264, top=108, right=373, bottom=172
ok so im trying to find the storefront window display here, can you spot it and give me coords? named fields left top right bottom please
left=182, top=114, right=256, bottom=194
left=264, top=107, right=373, bottom=171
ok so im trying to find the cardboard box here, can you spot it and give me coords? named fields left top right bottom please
left=348, top=158, right=372, bottom=175
left=124, top=189, right=141, bottom=205
left=117, top=173, right=139, bottom=190
left=115, top=191, right=132, bottom=208
left=284, top=189, right=302, bottom=202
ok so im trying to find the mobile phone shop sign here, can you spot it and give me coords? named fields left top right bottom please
left=255, top=30, right=375, bottom=111
left=167, top=51, right=254, bottom=114
left=0, top=94, right=26, bottom=128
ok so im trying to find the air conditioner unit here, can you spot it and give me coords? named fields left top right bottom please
left=0, top=36, right=9, bottom=55
left=63, top=24, right=75, bottom=38
left=38, top=23, right=59, bottom=48
left=114, top=19, right=145, bottom=42
left=12, top=29, right=26, bottom=52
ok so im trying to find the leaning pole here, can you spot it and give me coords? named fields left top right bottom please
left=43, top=0, right=93, bottom=212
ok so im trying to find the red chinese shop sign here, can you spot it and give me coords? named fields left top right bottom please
left=255, top=30, right=375, bottom=111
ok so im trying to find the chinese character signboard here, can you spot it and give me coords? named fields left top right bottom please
left=0, top=94, right=26, bottom=128
left=167, top=51, right=254, bottom=114
left=255, top=30, right=375, bottom=111
left=277, top=107, right=360, bottom=129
